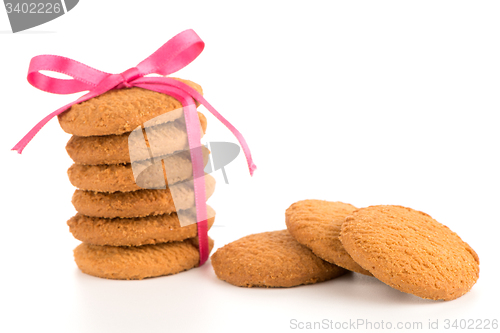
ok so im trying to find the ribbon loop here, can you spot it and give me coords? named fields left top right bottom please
left=27, top=55, right=109, bottom=94
left=137, top=29, right=205, bottom=76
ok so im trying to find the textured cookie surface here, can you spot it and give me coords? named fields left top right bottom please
left=340, top=205, right=480, bottom=301
left=67, top=146, right=210, bottom=192
left=74, top=237, right=214, bottom=280
left=58, top=78, right=202, bottom=136
left=285, top=200, right=371, bottom=276
left=68, top=206, right=215, bottom=246
left=66, top=112, right=207, bottom=165
left=72, top=174, right=216, bottom=218
left=211, top=230, right=347, bottom=287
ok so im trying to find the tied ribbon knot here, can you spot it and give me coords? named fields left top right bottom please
left=12, top=29, right=256, bottom=266
left=119, top=67, right=141, bottom=88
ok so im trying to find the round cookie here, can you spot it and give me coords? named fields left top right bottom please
left=211, top=230, right=347, bottom=287
left=58, top=78, right=203, bottom=137
left=72, top=174, right=216, bottom=218
left=285, top=200, right=372, bottom=276
left=66, top=112, right=207, bottom=165
left=68, top=206, right=216, bottom=246
left=68, top=146, right=210, bottom=192
left=340, top=205, right=480, bottom=301
left=74, top=237, right=214, bottom=280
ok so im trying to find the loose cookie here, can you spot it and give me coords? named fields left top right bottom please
left=68, top=206, right=216, bottom=246
left=340, top=205, right=480, bottom=301
left=211, top=230, right=347, bottom=287
left=66, top=112, right=207, bottom=165
left=67, top=146, right=210, bottom=192
left=285, top=200, right=372, bottom=276
left=58, top=78, right=202, bottom=137
left=72, top=174, right=216, bottom=218
left=74, top=237, right=214, bottom=280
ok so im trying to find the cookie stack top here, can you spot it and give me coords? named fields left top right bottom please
left=58, top=78, right=202, bottom=136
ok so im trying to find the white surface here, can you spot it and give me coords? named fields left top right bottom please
left=1, top=1, right=499, bottom=332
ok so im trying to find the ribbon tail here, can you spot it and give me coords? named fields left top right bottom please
left=150, top=79, right=257, bottom=176
left=196, top=94, right=257, bottom=176
left=11, top=103, right=73, bottom=153
left=196, top=219, right=209, bottom=265
left=11, top=93, right=98, bottom=154
left=183, top=99, right=209, bottom=265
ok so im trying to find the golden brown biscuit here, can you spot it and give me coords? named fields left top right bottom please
left=68, top=206, right=216, bottom=246
left=72, top=174, right=216, bottom=218
left=211, top=230, right=347, bottom=287
left=340, top=205, right=480, bottom=301
left=67, top=146, right=210, bottom=192
left=285, top=200, right=372, bottom=276
left=74, top=237, right=214, bottom=280
left=66, top=112, right=207, bottom=165
left=58, top=78, right=202, bottom=137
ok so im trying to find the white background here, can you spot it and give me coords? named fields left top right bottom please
left=1, top=1, right=499, bottom=332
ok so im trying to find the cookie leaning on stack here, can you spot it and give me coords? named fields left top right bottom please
left=285, top=200, right=372, bottom=276
left=61, top=78, right=217, bottom=280
left=339, top=205, right=479, bottom=301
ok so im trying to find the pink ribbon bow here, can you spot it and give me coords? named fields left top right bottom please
left=12, top=29, right=257, bottom=266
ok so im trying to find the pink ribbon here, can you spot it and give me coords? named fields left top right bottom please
left=11, top=29, right=256, bottom=266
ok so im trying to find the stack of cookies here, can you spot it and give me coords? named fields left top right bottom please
left=59, top=78, right=217, bottom=280
left=212, top=200, right=479, bottom=301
